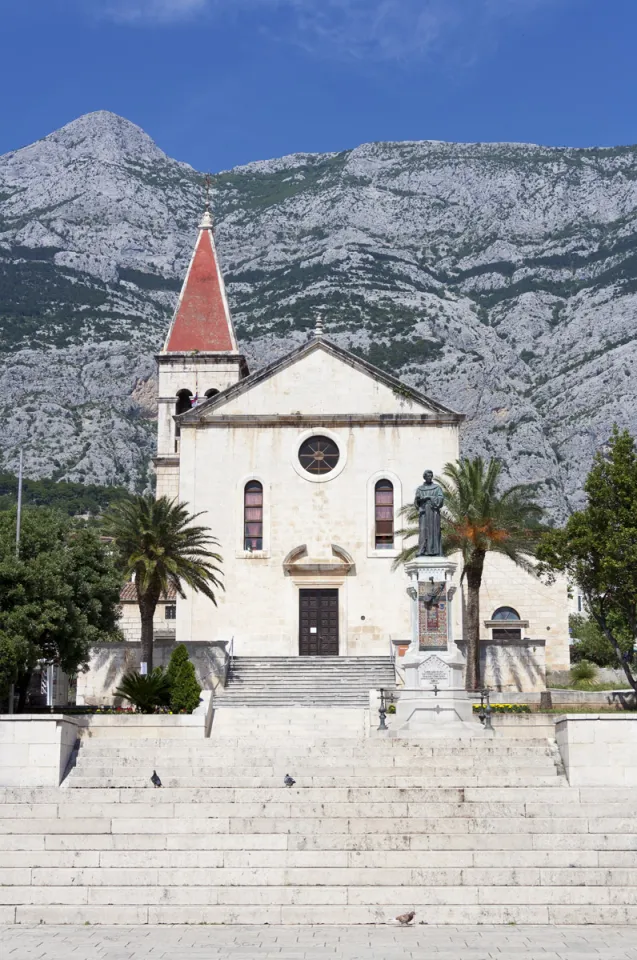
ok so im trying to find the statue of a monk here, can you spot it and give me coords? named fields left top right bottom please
left=415, top=470, right=444, bottom=557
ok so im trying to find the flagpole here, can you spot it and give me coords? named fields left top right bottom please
left=8, top=449, right=23, bottom=713
left=15, top=448, right=23, bottom=559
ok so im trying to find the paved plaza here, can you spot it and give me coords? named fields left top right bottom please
left=2, top=925, right=637, bottom=960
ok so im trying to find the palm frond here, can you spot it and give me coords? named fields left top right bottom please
left=395, top=457, right=543, bottom=577
left=103, top=495, right=224, bottom=610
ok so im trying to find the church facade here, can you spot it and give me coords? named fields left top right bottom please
left=150, top=209, right=569, bottom=685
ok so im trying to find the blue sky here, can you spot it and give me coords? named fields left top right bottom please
left=1, top=0, right=636, bottom=170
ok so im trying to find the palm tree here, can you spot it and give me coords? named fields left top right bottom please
left=396, top=458, right=542, bottom=691
left=104, top=495, right=223, bottom=672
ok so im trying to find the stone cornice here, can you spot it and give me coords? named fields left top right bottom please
left=156, top=352, right=250, bottom=377
left=183, top=413, right=463, bottom=428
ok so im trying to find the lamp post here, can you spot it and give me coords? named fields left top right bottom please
left=7, top=450, right=24, bottom=714
left=378, top=688, right=388, bottom=731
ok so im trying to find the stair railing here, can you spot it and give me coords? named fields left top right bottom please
left=223, top=636, right=235, bottom=687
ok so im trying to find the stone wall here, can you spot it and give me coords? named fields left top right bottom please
left=0, top=715, right=81, bottom=786
left=556, top=715, right=637, bottom=785
left=453, top=638, right=546, bottom=692
left=76, top=639, right=228, bottom=706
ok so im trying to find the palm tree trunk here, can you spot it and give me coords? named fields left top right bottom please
left=139, top=601, right=155, bottom=673
left=464, top=557, right=485, bottom=692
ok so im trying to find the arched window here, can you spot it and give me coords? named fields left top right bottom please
left=491, top=606, right=522, bottom=641
left=175, top=389, right=193, bottom=416
left=204, top=388, right=219, bottom=399
left=244, top=481, right=263, bottom=551
left=492, top=606, right=521, bottom=621
left=374, top=480, right=394, bottom=549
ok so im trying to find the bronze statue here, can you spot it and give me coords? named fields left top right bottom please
left=415, top=470, right=444, bottom=557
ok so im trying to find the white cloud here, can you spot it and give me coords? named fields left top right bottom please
left=95, top=0, right=565, bottom=62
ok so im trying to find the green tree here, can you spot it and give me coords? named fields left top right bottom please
left=396, top=458, right=543, bottom=691
left=166, top=643, right=202, bottom=713
left=104, top=496, right=223, bottom=672
left=569, top=614, right=629, bottom=667
left=538, top=427, right=637, bottom=692
left=0, top=508, right=123, bottom=709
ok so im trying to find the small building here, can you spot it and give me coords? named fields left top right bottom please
left=118, top=582, right=177, bottom=643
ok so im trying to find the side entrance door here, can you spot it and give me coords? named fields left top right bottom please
left=299, top=589, right=339, bottom=656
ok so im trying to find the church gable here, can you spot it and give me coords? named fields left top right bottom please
left=182, top=340, right=460, bottom=422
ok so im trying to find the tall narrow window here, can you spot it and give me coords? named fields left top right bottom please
left=244, top=481, right=264, bottom=551
left=375, top=480, right=394, bottom=549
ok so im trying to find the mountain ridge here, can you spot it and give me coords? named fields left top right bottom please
left=1, top=111, right=637, bottom=517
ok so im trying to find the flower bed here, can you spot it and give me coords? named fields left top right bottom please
left=472, top=703, right=531, bottom=714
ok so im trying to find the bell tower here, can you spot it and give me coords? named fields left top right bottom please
left=155, top=206, right=248, bottom=499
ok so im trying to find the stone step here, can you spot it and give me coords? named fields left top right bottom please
left=75, top=740, right=551, bottom=752
left=74, top=743, right=553, bottom=757
left=6, top=903, right=637, bottom=925
left=213, top=701, right=375, bottom=707
left=65, top=774, right=566, bottom=789
left=11, top=813, right=629, bottom=835
left=2, top=800, right=573, bottom=819
left=69, top=767, right=560, bottom=783
left=3, top=866, right=637, bottom=888
left=228, top=658, right=393, bottom=666
left=71, top=735, right=551, bottom=749
left=220, top=656, right=395, bottom=707
left=1, top=786, right=579, bottom=803
left=3, top=831, right=636, bottom=853
left=6, top=848, right=634, bottom=868
left=71, top=755, right=557, bottom=769
left=74, top=752, right=556, bottom=766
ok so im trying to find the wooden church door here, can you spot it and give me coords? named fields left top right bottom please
left=299, top=589, right=339, bottom=656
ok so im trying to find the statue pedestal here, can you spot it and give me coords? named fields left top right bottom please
left=393, top=557, right=486, bottom=738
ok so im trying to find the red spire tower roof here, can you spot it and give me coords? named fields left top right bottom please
left=163, top=210, right=238, bottom=353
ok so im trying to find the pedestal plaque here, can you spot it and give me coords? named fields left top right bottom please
left=419, top=655, right=451, bottom=688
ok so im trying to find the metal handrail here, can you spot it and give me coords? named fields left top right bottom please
left=222, top=636, right=235, bottom=687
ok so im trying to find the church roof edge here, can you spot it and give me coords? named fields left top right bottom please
left=177, top=335, right=463, bottom=423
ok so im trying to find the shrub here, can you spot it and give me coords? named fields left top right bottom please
left=114, top=668, right=171, bottom=713
left=166, top=644, right=202, bottom=714
left=570, top=659, right=598, bottom=690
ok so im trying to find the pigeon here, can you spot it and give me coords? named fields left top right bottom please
left=151, top=770, right=162, bottom=788
left=396, top=911, right=416, bottom=925
left=284, top=774, right=296, bottom=787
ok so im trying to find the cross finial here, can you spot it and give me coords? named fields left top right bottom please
left=200, top=174, right=214, bottom=229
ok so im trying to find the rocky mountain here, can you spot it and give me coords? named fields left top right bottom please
left=1, top=110, right=637, bottom=518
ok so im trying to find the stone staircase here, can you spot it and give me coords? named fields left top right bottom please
left=2, top=729, right=637, bottom=925
left=216, top=656, right=395, bottom=708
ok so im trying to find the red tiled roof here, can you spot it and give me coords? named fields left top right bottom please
left=164, top=212, right=238, bottom=354
left=120, top=583, right=177, bottom=602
